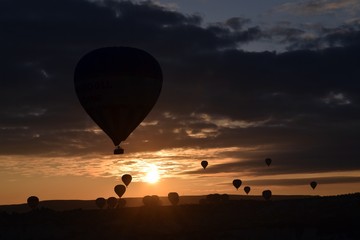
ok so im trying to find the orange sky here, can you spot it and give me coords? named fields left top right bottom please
left=1, top=146, right=359, bottom=205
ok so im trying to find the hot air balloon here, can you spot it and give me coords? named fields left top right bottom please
left=122, top=174, right=132, bottom=187
left=143, top=195, right=160, bottom=207
left=27, top=196, right=39, bottom=210
left=114, top=184, right=126, bottom=198
left=265, top=158, right=272, bottom=166
left=74, top=47, right=163, bottom=154
left=168, top=192, right=180, bottom=206
left=244, top=186, right=251, bottom=195
left=107, top=197, right=118, bottom=209
left=117, top=198, right=126, bottom=208
left=95, top=197, right=106, bottom=209
left=310, top=181, right=317, bottom=190
left=233, top=179, right=242, bottom=190
left=201, top=160, right=208, bottom=169
left=262, top=190, right=272, bottom=200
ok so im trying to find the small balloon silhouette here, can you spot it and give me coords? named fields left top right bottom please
left=143, top=195, right=161, bottom=207
left=262, top=190, right=272, bottom=201
left=244, top=186, right=251, bottom=195
left=201, top=160, right=208, bottom=169
left=233, top=179, right=242, bottom=190
left=95, top=197, right=106, bottom=209
left=168, top=192, right=180, bottom=206
left=122, top=174, right=132, bottom=187
left=265, top=158, right=272, bottom=166
left=27, top=196, right=39, bottom=210
left=117, top=198, right=126, bottom=208
left=107, top=197, right=118, bottom=209
left=114, top=184, right=126, bottom=198
left=310, top=181, right=318, bottom=190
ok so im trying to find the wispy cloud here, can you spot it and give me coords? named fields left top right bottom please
left=277, top=0, right=360, bottom=15
left=0, top=147, right=245, bottom=180
left=322, top=91, right=352, bottom=105
left=190, top=113, right=270, bottom=129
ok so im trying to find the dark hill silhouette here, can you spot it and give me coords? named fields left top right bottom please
left=0, top=194, right=316, bottom=213
left=0, top=193, right=359, bottom=239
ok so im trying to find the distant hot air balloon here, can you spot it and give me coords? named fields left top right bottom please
left=233, top=179, right=242, bottom=190
left=244, top=186, right=251, bottom=195
left=143, top=195, right=161, bottom=207
left=27, top=196, right=39, bottom=210
left=168, top=192, right=180, bottom=206
left=265, top=158, right=272, bottom=166
left=143, top=195, right=152, bottom=206
left=107, top=197, right=118, bottom=209
left=117, top=198, right=126, bottom=208
left=74, top=47, right=163, bottom=154
left=95, top=197, right=106, bottom=209
left=122, top=174, right=132, bottom=187
left=201, top=160, right=208, bottom=169
left=262, top=190, right=272, bottom=201
left=310, top=181, right=317, bottom=190
left=114, top=184, right=126, bottom=198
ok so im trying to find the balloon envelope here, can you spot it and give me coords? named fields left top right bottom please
left=95, top=197, right=106, bottom=209
left=265, top=158, right=272, bottom=166
left=233, top=179, right=242, bottom=190
left=168, top=192, right=180, bottom=206
left=143, top=195, right=160, bottom=207
left=310, top=181, right=317, bottom=189
left=122, top=174, right=132, bottom=187
left=244, top=186, right=251, bottom=195
left=201, top=160, right=208, bottom=169
left=74, top=47, right=163, bottom=153
left=262, top=190, right=272, bottom=200
left=118, top=198, right=126, bottom=208
left=27, top=196, right=39, bottom=209
left=107, top=197, right=118, bottom=209
left=114, top=184, right=126, bottom=198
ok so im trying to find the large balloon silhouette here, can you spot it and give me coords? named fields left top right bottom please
left=27, top=196, right=39, bottom=210
left=74, top=47, right=163, bottom=154
left=265, top=158, right=272, bottom=166
left=201, top=160, right=208, bottom=169
left=168, top=192, right=180, bottom=206
left=122, top=174, right=132, bottom=187
left=114, top=184, right=126, bottom=198
left=262, top=190, right=272, bottom=200
left=244, top=186, right=251, bottom=195
left=95, top=197, right=106, bottom=209
left=232, top=179, right=242, bottom=190
left=310, top=181, right=318, bottom=190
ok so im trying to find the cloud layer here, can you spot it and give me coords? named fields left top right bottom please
left=1, top=0, right=360, bottom=188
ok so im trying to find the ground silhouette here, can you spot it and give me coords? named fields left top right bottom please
left=0, top=193, right=359, bottom=239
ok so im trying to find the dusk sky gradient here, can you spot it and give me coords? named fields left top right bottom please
left=1, top=0, right=360, bottom=204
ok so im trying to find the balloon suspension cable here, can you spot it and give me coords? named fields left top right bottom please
left=114, top=145, right=124, bottom=154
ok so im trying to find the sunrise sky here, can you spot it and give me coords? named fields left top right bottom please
left=1, top=0, right=360, bottom=205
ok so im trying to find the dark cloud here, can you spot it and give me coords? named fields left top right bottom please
left=233, top=176, right=360, bottom=187
left=0, top=0, right=359, bottom=177
left=225, top=17, right=251, bottom=31
left=276, top=0, right=360, bottom=16
left=268, top=21, right=360, bottom=50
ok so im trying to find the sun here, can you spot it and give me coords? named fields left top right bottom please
left=145, top=164, right=160, bottom=184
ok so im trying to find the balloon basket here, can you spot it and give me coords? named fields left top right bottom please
left=114, top=147, right=124, bottom=154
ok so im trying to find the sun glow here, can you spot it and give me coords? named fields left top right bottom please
left=145, top=164, right=160, bottom=183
